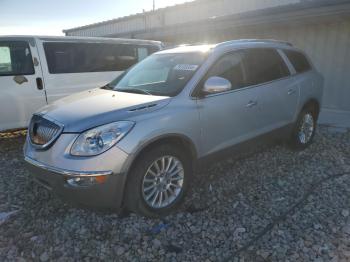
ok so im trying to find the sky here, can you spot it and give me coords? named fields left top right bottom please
left=0, top=0, right=193, bottom=36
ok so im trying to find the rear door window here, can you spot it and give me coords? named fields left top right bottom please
left=0, top=41, right=34, bottom=76
left=44, top=42, right=155, bottom=74
left=242, top=48, right=290, bottom=86
left=284, top=50, right=311, bottom=73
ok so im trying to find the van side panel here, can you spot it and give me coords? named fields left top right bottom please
left=0, top=37, right=47, bottom=131
left=36, top=40, right=123, bottom=104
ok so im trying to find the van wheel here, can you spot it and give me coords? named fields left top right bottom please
left=125, top=144, right=190, bottom=217
left=288, top=106, right=317, bottom=150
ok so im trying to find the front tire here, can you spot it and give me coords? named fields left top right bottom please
left=288, top=106, right=317, bottom=150
left=124, top=144, right=191, bottom=217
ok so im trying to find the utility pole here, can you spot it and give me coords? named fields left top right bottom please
left=153, top=0, right=155, bottom=11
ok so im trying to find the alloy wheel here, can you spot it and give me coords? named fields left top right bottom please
left=142, top=156, right=184, bottom=209
left=298, top=113, right=314, bottom=144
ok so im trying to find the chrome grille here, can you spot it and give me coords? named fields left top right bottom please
left=29, top=115, right=63, bottom=149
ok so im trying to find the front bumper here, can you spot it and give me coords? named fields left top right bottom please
left=23, top=133, right=133, bottom=210
left=25, top=156, right=127, bottom=210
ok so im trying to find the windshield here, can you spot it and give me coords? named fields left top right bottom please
left=108, top=52, right=208, bottom=97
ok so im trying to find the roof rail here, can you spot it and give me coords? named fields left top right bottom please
left=216, top=39, right=293, bottom=48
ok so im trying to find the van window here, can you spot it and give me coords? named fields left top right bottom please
left=205, top=51, right=246, bottom=91
left=284, top=50, right=311, bottom=73
left=0, top=41, right=34, bottom=76
left=242, top=48, right=290, bottom=86
left=44, top=42, right=155, bottom=74
left=137, top=47, right=149, bottom=61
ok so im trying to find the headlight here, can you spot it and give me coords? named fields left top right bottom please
left=70, top=121, right=134, bottom=156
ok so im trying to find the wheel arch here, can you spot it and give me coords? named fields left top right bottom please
left=130, top=133, right=197, bottom=169
left=301, top=98, right=320, bottom=119
left=120, top=133, right=198, bottom=209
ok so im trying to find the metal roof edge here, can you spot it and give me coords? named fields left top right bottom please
left=0, top=35, right=162, bottom=45
left=63, top=0, right=350, bottom=35
left=63, top=0, right=205, bottom=33
left=96, top=0, right=350, bottom=39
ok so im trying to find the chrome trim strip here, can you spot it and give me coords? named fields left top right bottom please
left=24, top=156, right=113, bottom=177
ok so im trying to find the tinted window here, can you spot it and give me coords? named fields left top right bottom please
left=242, top=48, right=290, bottom=86
left=44, top=42, right=155, bottom=74
left=147, top=45, right=161, bottom=55
left=205, top=51, right=246, bottom=90
left=0, top=41, right=34, bottom=76
left=284, top=50, right=311, bottom=73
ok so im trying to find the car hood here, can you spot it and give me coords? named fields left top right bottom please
left=38, top=88, right=171, bottom=132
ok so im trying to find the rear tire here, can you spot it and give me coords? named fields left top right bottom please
left=124, top=144, right=191, bottom=218
left=288, top=105, right=317, bottom=150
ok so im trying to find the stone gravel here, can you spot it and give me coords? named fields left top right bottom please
left=0, top=126, right=349, bottom=261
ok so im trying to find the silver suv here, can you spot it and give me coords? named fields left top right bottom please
left=24, top=40, right=324, bottom=217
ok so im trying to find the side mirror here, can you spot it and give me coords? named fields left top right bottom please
left=203, top=76, right=232, bottom=95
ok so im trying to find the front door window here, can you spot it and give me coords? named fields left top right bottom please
left=0, top=41, right=34, bottom=76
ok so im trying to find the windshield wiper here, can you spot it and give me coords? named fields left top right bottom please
left=117, top=88, right=153, bottom=96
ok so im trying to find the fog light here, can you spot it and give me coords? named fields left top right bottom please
left=66, top=176, right=107, bottom=187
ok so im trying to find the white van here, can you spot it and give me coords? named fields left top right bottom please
left=0, top=36, right=162, bottom=131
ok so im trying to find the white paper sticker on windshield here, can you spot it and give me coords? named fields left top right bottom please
left=174, top=64, right=199, bottom=71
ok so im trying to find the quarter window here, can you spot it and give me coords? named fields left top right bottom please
left=0, top=41, right=34, bottom=76
left=284, top=50, right=311, bottom=73
left=44, top=42, right=156, bottom=74
left=242, top=48, right=290, bottom=86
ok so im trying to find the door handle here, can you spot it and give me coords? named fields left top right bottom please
left=246, top=100, right=258, bottom=108
left=36, top=77, right=43, bottom=90
left=287, top=89, right=296, bottom=95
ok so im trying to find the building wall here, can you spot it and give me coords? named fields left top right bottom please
left=65, top=0, right=301, bottom=37
left=162, top=0, right=300, bottom=27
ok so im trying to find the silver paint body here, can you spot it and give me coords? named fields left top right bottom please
left=24, top=40, right=324, bottom=209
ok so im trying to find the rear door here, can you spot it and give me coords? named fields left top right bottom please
left=0, top=38, right=47, bottom=131
left=242, top=48, right=298, bottom=133
left=38, top=40, right=155, bottom=103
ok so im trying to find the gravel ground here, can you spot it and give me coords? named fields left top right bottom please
left=0, top=126, right=349, bottom=261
